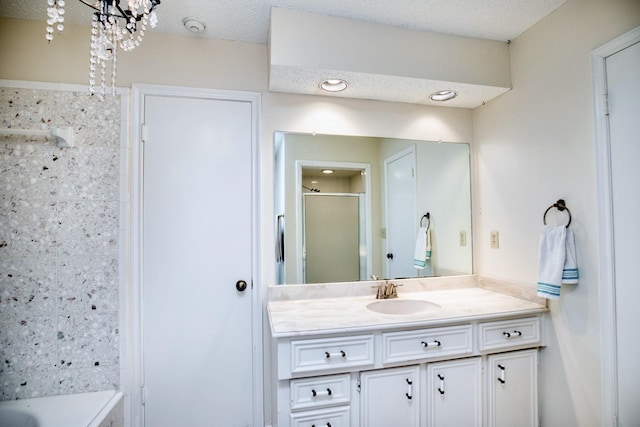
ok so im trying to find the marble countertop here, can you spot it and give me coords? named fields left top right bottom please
left=268, top=287, right=548, bottom=338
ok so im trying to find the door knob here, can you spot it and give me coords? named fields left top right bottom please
left=386, top=253, right=394, bottom=260
left=236, top=280, right=248, bottom=292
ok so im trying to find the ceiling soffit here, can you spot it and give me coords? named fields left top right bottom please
left=269, top=8, right=513, bottom=108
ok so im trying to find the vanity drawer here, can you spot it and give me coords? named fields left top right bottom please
left=290, top=406, right=350, bottom=427
left=290, top=335, right=375, bottom=375
left=478, top=316, right=540, bottom=352
left=290, top=374, right=351, bottom=411
left=381, top=325, right=473, bottom=364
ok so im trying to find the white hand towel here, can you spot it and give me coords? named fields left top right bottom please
left=413, top=227, right=430, bottom=269
left=537, top=226, right=567, bottom=299
left=562, top=228, right=579, bottom=284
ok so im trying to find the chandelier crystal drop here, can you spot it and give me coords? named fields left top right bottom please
left=46, top=0, right=160, bottom=98
left=46, top=0, right=66, bottom=42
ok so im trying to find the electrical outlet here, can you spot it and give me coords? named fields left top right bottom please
left=459, top=231, right=467, bottom=247
left=490, top=230, right=499, bottom=249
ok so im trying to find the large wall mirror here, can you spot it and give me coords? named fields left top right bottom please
left=274, top=131, right=472, bottom=285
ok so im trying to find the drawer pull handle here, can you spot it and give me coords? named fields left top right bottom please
left=437, top=374, right=445, bottom=395
left=311, top=388, right=332, bottom=397
left=311, top=424, right=331, bottom=427
left=421, top=340, right=441, bottom=348
left=324, top=350, right=346, bottom=359
left=406, top=378, right=413, bottom=400
left=497, top=364, right=506, bottom=384
left=503, top=330, right=523, bottom=339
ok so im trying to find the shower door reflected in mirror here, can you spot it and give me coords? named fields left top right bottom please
left=303, top=193, right=363, bottom=283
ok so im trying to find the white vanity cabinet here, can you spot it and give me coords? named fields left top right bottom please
left=426, top=357, right=482, bottom=427
left=272, top=311, right=545, bottom=427
left=359, top=366, right=420, bottom=427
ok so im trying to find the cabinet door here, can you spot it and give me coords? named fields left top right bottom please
left=360, top=366, right=420, bottom=427
left=427, top=358, right=481, bottom=427
left=487, top=349, right=538, bottom=427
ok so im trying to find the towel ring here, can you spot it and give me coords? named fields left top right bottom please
left=543, top=199, right=572, bottom=228
left=420, top=212, right=430, bottom=230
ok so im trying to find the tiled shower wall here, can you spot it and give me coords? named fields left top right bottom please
left=0, top=85, right=122, bottom=400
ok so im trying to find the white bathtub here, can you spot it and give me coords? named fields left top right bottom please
left=0, top=390, right=123, bottom=427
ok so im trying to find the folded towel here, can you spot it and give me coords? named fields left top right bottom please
left=537, top=226, right=567, bottom=299
left=413, top=227, right=431, bottom=269
left=562, top=228, right=579, bottom=284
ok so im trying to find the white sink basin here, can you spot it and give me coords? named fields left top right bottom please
left=366, top=299, right=441, bottom=315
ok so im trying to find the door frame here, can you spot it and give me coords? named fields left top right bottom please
left=591, top=26, right=640, bottom=427
left=128, top=84, right=262, bottom=427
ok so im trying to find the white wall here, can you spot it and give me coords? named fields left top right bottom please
left=473, top=1, right=640, bottom=425
left=0, top=18, right=473, bottom=425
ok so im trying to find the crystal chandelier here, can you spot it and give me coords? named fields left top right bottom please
left=46, top=0, right=160, bottom=97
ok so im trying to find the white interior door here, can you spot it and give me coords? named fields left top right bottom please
left=606, top=39, right=640, bottom=426
left=142, top=93, right=255, bottom=427
left=385, top=148, right=417, bottom=279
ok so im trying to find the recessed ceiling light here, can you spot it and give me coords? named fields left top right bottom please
left=319, top=79, right=348, bottom=92
left=322, top=169, right=334, bottom=174
left=430, top=90, right=458, bottom=101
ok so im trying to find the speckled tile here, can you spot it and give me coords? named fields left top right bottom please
left=57, top=256, right=119, bottom=313
left=0, top=85, right=122, bottom=401
left=0, top=143, right=63, bottom=200
left=0, top=255, right=57, bottom=315
left=56, top=147, right=119, bottom=201
left=0, top=314, right=57, bottom=374
left=0, top=371, right=60, bottom=400
left=55, top=201, right=119, bottom=257
left=0, top=197, right=58, bottom=256
left=56, top=313, right=119, bottom=369
left=57, top=365, right=119, bottom=395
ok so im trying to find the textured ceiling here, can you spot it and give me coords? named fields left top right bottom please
left=1, top=0, right=566, bottom=44
left=1, top=0, right=567, bottom=108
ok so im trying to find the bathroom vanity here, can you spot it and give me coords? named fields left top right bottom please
left=268, top=276, right=547, bottom=427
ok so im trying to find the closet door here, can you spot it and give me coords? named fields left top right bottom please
left=141, top=92, right=256, bottom=427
